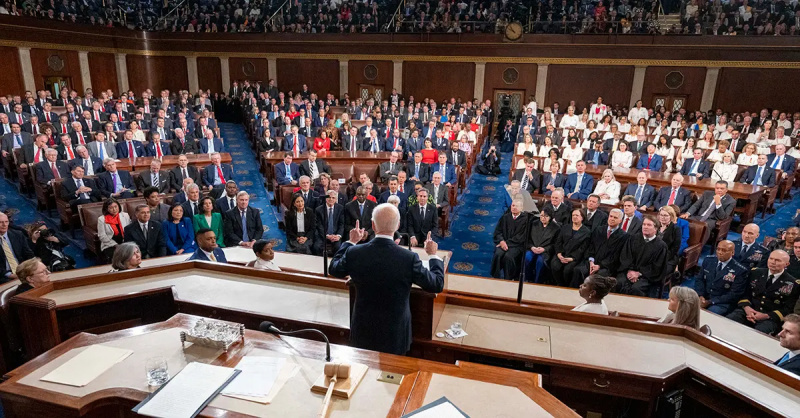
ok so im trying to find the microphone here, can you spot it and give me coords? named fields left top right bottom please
left=259, top=321, right=332, bottom=361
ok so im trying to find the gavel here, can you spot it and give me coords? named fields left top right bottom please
left=318, top=362, right=351, bottom=418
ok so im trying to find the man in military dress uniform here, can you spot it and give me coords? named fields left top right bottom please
left=733, top=223, right=768, bottom=269
left=694, top=240, right=748, bottom=316
left=727, top=250, right=800, bottom=335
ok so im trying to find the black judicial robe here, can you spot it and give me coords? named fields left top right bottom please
left=617, top=234, right=668, bottom=284
left=490, top=212, right=530, bottom=280
left=585, top=227, right=628, bottom=276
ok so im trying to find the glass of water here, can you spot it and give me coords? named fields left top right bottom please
left=145, top=357, right=169, bottom=387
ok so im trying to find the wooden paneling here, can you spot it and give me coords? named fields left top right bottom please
left=126, top=55, right=188, bottom=93
left=87, top=52, right=117, bottom=93
left=641, top=66, right=706, bottom=112
left=29, top=49, right=82, bottom=92
left=197, top=57, right=222, bottom=93
left=347, top=60, right=393, bottom=99
left=483, top=63, right=538, bottom=104
left=545, top=65, right=634, bottom=111
left=403, top=61, right=475, bottom=102
left=228, top=57, right=269, bottom=85
left=0, top=46, right=23, bottom=95
left=714, top=68, right=800, bottom=113
left=276, top=59, right=339, bottom=97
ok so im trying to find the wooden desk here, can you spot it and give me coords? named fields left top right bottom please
left=0, top=314, right=574, bottom=417
left=112, top=153, right=233, bottom=171
left=260, top=150, right=393, bottom=186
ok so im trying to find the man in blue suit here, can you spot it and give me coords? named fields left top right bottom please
left=623, top=172, right=656, bottom=210
left=274, top=153, right=300, bottom=186
left=654, top=173, right=693, bottom=213
left=379, top=176, right=408, bottom=214
left=145, top=133, right=172, bottom=158
left=363, top=129, right=384, bottom=153
left=583, top=140, right=609, bottom=166
left=636, top=144, right=663, bottom=171
left=283, top=125, right=306, bottom=156
left=97, top=159, right=135, bottom=199
left=564, top=161, right=594, bottom=201
left=115, top=130, right=145, bottom=158
left=775, top=314, right=800, bottom=376
left=187, top=228, right=227, bottom=263
left=680, top=148, right=710, bottom=179
left=767, top=144, right=796, bottom=180
left=429, top=152, right=456, bottom=186
left=404, top=130, right=424, bottom=161
left=329, top=203, right=444, bottom=355
left=199, top=129, right=225, bottom=154
left=201, top=152, right=234, bottom=198
left=694, top=240, right=748, bottom=316
left=541, top=160, right=567, bottom=195
left=740, top=154, right=776, bottom=187
left=421, top=120, right=437, bottom=141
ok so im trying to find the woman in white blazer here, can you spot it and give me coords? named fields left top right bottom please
left=593, top=169, right=621, bottom=205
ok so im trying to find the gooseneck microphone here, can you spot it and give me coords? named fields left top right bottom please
left=259, top=321, right=332, bottom=361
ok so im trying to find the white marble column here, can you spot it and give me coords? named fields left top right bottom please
left=220, top=57, right=230, bottom=94
left=535, top=64, right=548, bottom=107
left=114, top=53, right=129, bottom=92
left=77, top=51, right=92, bottom=92
left=629, top=65, right=647, bottom=108
left=17, top=47, right=36, bottom=92
left=700, top=67, right=720, bottom=111
left=393, top=60, right=403, bottom=93
left=268, top=58, right=277, bottom=83
left=473, top=62, right=486, bottom=103
left=186, top=56, right=199, bottom=93
left=338, top=59, right=349, bottom=98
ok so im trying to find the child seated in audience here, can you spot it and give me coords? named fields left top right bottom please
left=658, top=286, right=701, bottom=329
left=573, top=275, right=617, bottom=315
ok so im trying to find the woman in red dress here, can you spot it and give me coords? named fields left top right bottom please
left=313, top=130, right=331, bottom=152
left=420, top=138, right=438, bottom=164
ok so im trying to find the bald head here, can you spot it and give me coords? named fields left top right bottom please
left=741, top=223, right=760, bottom=245
left=371, top=203, right=400, bottom=235
left=716, top=240, right=735, bottom=262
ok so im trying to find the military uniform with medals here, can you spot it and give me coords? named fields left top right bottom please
left=732, top=239, right=768, bottom=269
left=694, top=256, right=748, bottom=316
left=726, top=268, right=800, bottom=335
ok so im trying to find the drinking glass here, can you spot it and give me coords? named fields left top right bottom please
left=145, top=356, right=169, bottom=386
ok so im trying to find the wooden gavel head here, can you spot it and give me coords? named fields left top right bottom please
left=323, top=363, right=351, bottom=379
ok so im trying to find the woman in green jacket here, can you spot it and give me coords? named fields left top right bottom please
left=193, top=196, right=225, bottom=247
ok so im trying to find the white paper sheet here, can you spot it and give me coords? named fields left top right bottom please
left=221, top=356, right=285, bottom=397
left=40, top=345, right=133, bottom=387
left=222, top=362, right=300, bottom=404
left=136, top=362, right=237, bottom=418
left=406, top=400, right=467, bottom=418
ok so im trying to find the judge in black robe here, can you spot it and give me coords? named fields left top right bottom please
left=523, top=206, right=560, bottom=283
left=572, top=209, right=628, bottom=288
left=490, top=203, right=530, bottom=280
left=615, top=218, right=668, bottom=297
left=550, top=208, right=591, bottom=287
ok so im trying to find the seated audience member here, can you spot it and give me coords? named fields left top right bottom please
left=636, top=143, right=663, bottom=171
left=408, top=151, right=431, bottom=183
left=275, top=153, right=300, bottom=186
left=615, top=217, right=668, bottom=297
left=551, top=209, right=591, bottom=287
left=294, top=176, right=321, bottom=208
left=380, top=152, right=404, bottom=183
left=146, top=132, right=171, bottom=158
left=216, top=180, right=239, bottom=213
left=110, top=242, right=142, bottom=272
left=624, top=172, right=656, bottom=211
left=314, top=190, right=345, bottom=255
left=680, top=181, right=735, bottom=230
left=426, top=172, right=449, bottom=215
left=202, top=152, right=234, bottom=198
left=170, top=154, right=201, bottom=192
left=695, top=240, right=748, bottom=316
left=180, top=183, right=202, bottom=218
left=583, top=195, right=607, bottom=231
left=223, top=191, right=263, bottom=248
left=97, top=158, right=135, bottom=199
left=564, top=161, right=594, bottom=201
left=733, top=223, right=768, bottom=269
left=573, top=275, right=618, bottom=315
left=246, top=240, right=281, bottom=271
left=541, top=161, right=567, bottom=195
left=162, top=203, right=196, bottom=255
left=768, top=227, right=799, bottom=254
left=619, top=195, right=643, bottom=235
left=170, top=128, right=198, bottom=155
left=727, top=250, right=800, bottom=335
left=35, top=149, right=69, bottom=186
left=13, top=258, right=50, bottom=296
left=137, top=159, right=170, bottom=193
left=123, top=205, right=167, bottom=259
left=199, top=129, right=225, bottom=154
left=257, top=129, right=279, bottom=153
left=542, top=188, right=572, bottom=225
left=583, top=140, right=608, bottom=165
left=447, top=141, right=467, bottom=168
left=20, top=133, right=49, bottom=169
left=61, top=164, right=101, bottom=211
left=523, top=206, right=559, bottom=283
left=610, top=140, right=633, bottom=168
left=97, top=198, right=131, bottom=261
left=658, top=287, right=701, bottom=330
left=68, top=145, right=102, bottom=176
left=670, top=204, right=690, bottom=254
left=299, top=149, right=331, bottom=183
left=55, top=134, right=77, bottom=161
left=476, top=143, right=501, bottom=175
left=284, top=125, right=307, bottom=156
left=711, top=152, right=738, bottom=187
left=776, top=314, right=800, bottom=376
left=680, top=148, right=711, bottom=179
left=513, top=157, right=539, bottom=194
left=25, top=222, right=72, bottom=272
left=187, top=228, right=227, bottom=263
left=593, top=169, right=620, bottom=205
left=345, top=187, right=376, bottom=243
left=285, top=193, right=315, bottom=254
left=657, top=206, right=683, bottom=280
left=654, top=173, right=692, bottom=213
left=407, top=188, right=437, bottom=247
left=430, top=152, right=456, bottom=186
left=788, top=241, right=800, bottom=279
left=767, top=144, right=796, bottom=180
left=490, top=199, right=530, bottom=281
left=380, top=176, right=408, bottom=213
left=0, top=212, right=35, bottom=281
left=115, top=130, right=145, bottom=158
left=573, top=208, right=627, bottom=287
left=193, top=196, right=225, bottom=248
left=740, top=154, right=776, bottom=187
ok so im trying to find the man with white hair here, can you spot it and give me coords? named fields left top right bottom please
left=330, top=203, right=444, bottom=355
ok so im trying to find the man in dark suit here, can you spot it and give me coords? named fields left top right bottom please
left=169, top=154, right=201, bottom=192
left=274, top=153, right=300, bottom=186
left=295, top=176, right=321, bottom=209
left=180, top=184, right=202, bottom=218
left=145, top=134, right=172, bottom=158
left=68, top=123, right=92, bottom=147
left=619, top=196, right=643, bottom=235
left=19, top=133, right=49, bottom=169
left=583, top=194, right=608, bottom=231
left=170, top=128, right=198, bottom=155
left=490, top=199, right=531, bottom=280
left=314, top=190, right=345, bottom=255
left=429, top=152, right=456, bottom=186
left=681, top=181, right=736, bottom=230
left=187, top=228, right=228, bottom=263
left=767, top=145, right=796, bottom=180
left=446, top=141, right=466, bottom=169
left=680, top=148, right=711, bottom=179
left=733, top=223, right=769, bottom=269
left=654, top=173, right=693, bottom=213
left=329, top=202, right=444, bottom=355
left=564, top=161, right=594, bottom=201
left=775, top=314, right=800, bottom=376
left=60, top=164, right=101, bottom=211
left=728, top=130, right=746, bottom=153
left=344, top=187, right=377, bottom=242
left=624, top=172, right=656, bottom=211
left=573, top=207, right=628, bottom=287
left=136, top=159, right=170, bottom=193
left=80, top=110, right=101, bottom=133
left=35, top=149, right=69, bottom=187
left=123, top=205, right=167, bottom=259
left=283, top=125, right=306, bottom=156
left=68, top=145, right=103, bottom=176
left=425, top=172, right=449, bottom=216
left=380, top=176, right=409, bottom=213
left=341, top=126, right=363, bottom=152
left=0, top=212, right=35, bottom=281
left=298, top=150, right=331, bottom=182
left=727, top=250, right=800, bottom=335
left=115, top=130, right=145, bottom=159
left=740, top=154, right=776, bottom=187
left=513, top=158, right=540, bottom=194
left=21, top=115, right=41, bottom=135
left=223, top=191, right=264, bottom=248
left=201, top=152, right=234, bottom=199
left=1, top=123, right=32, bottom=158
left=379, top=152, right=404, bottom=183
left=198, top=130, right=225, bottom=154
left=215, top=181, right=239, bottom=213
left=55, top=133, right=78, bottom=161
left=96, top=159, right=135, bottom=199
left=694, top=240, right=748, bottom=316
left=407, top=152, right=430, bottom=184
left=406, top=188, right=438, bottom=247
left=54, top=114, right=72, bottom=136
left=541, top=189, right=572, bottom=225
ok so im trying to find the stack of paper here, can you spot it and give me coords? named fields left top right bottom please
left=402, top=397, right=469, bottom=418
left=40, top=345, right=133, bottom=387
left=222, top=356, right=299, bottom=404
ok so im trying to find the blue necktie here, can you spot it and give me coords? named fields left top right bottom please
left=327, top=208, right=334, bottom=234
left=754, top=166, right=763, bottom=185
left=690, top=160, right=699, bottom=175
left=98, top=143, right=105, bottom=160
left=635, top=186, right=643, bottom=205
left=112, top=173, right=118, bottom=193
left=285, top=164, right=292, bottom=181
left=359, top=204, right=364, bottom=216
left=241, top=211, right=249, bottom=242
left=14, top=135, right=21, bottom=147
left=778, top=352, right=791, bottom=365
left=772, top=156, right=781, bottom=169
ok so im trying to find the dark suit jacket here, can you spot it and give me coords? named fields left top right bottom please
left=115, top=141, right=146, bottom=159
left=407, top=162, right=430, bottom=183
left=21, top=144, right=47, bottom=166
left=585, top=226, right=628, bottom=274
left=446, top=149, right=467, bottom=168
left=776, top=353, right=800, bottom=377
left=201, top=164, right=234, bottom=187
left=513, top=169, right=539, bottom=193
left=314, top=203, right=345, bottom=241
left=329, top=237, right=444, bottom=354
left=583, top=149, right=609, bottom=165
left=284, top=208, right=315, bottom=250
left=186, top=247, right=227, bottom=263
left=170, top=137, right=198, bottom=155
left=695, top=256, right=748, bottom=307
left=123, top=221, right=167, bottom=259
left=169, top=165, right=201, bottom=192
left=767, top=153, right=796, bottom=175
left=34, top=160, right=69, bottom=185
left=274, top=162, right=300, bottom=185
left=96, top=170, right=135, bottom=198
left=739, top=165, right=776, bottom=187
left=341, top=133, right=363, bottom=152
left=215, top=195, right=237, bottom=213
left=733, top=240, right=768, bottom=269
left=583, top=209, right=608, bottom=231
left=344, top=199, right=376, bottom=241
left=80, top=119, right=101, bottom=133
left=222, top=206, right=264, bottom=247
left=541, top=173, right=567, bottom=195
left=654, top=186, right=693, bottom=212
left=0, top=229, right=34, bottom=278
left=136, top=169, right=170, bottom=193
left=406, top=203, right=438, bottom=242
left=553, top=224, right=591, bottom=261
left=621, top=215, right=643, bottom=236
left=145, top=141, right=172, bottom=157
left=299, top=160, right=332, bottom=178
left=624, top=183, right=656, bottom=208
left=680, top=158, right=711, bottom=179
left=686, top=192, right=736, bottom=223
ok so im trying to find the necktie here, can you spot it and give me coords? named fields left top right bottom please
left=2, top=236, right=18, bottom=272
left=350, top=135, right=356, bottom=151
left=128, top=141, right=135, bottom=158
left=94, top=111, right=99, bottom=121
left=209, top=251, right=217, bottom=262
left=310, top=161, right=317, bottom=178
left=690, top=160, right=699, bottom=175
left=66, top=146, right=74, bottom=159
left=754, top=166, right=763, bottom=185
left=112, top=173, right=118, bottom=193
left=635, top=186, right=643, bottom=205
left=14, top=134, right=21, bottom=147
left=182, top=168, right=188, bottom=180
left=328, top=207, right=334, bottom=234
left=76, top=179, right=87, bottom=199
left=78, top=133, right=85, bottom=145
left=717, top=262, right=724, bottom=272
left=440, top=164, right=446, bottom=178
left=17, top=114, right=21, bottom=124
left=668, top=188, right=677, bottom=205
left=778, top=352, right=792, bottom=365
left=415, top=164, right=420, bottom=178
left=293, top=135, right=299, bottom=157
left=420, top=205, right=426, bottom=218
left=768, top=274, right=776, bottom=285
left=607, top=228, right=612, bottom=239
left=359, top=204, right=364, bottom=216
left=521, top=172, right=529, bottom=190
left=241, top=211, right=249, bottom=242
left=152, top=173, right=158, bottom=186
left=772, top=156, right=781, bottom=169
left=192, top=202, right=197, bottom=215
left=229, top=198, right=234, bottom=209
left=51, top=163, right=59, bottom=179
left=216, top=165, right=226, bottom=183
left=574, top=174, right=582, bottom=193
left=142, top=223, right=148, bottom=241
left=285, top=164, right=292, bottom=181
left=84, top=160, right=90, bottom=175
left=46, top=113, right=51, bottom=122
left=700, top=199, right=717, bottom=221
left=34, top=147, right=40, bottom=162
left=622, top=217, right=630, bottom=231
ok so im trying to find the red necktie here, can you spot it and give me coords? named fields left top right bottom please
left=118, top=111, right=123, bottom=120
left=128, top=141, right=135, bottom=158
left=62, top=125, right=67, bottom=134
left=34, top=147, right=41, bottom=162
left=647, top=155, right=652, bottom=168
left=17, top=114, right=22, bottom=124
left=622, top=217, right=629, bottom=232
left=94, top=111, right=99, bottom=120
left=393, top=137, right=398, bottom=149
left=78, top=133, right=85, bottom=145
left=66, top=146, right=74, bottom=159
left=293, top=135, right=299, bottom=157
left=216, top=165, right=226, bottom=183
left=45, top=113, right=51, bottom=122
left=51, top=163, right=59, bottom=178
left=668, top=188, right=677, bottom=205
left=156, top=143, right=163, bottom=158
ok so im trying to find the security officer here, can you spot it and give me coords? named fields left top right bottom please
left=727, top=250, right=800, bottom=335
left=732, top=223, right=768, bottom=269
left=695, top=240, right=748, bottom=316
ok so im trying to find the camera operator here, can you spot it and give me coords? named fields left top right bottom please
left=26, top=222, right=75, bottom=272
left=476, top=142, right=502, bottom=175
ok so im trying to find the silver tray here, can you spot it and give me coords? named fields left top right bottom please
left=180, top=319, right=245, bottom=352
